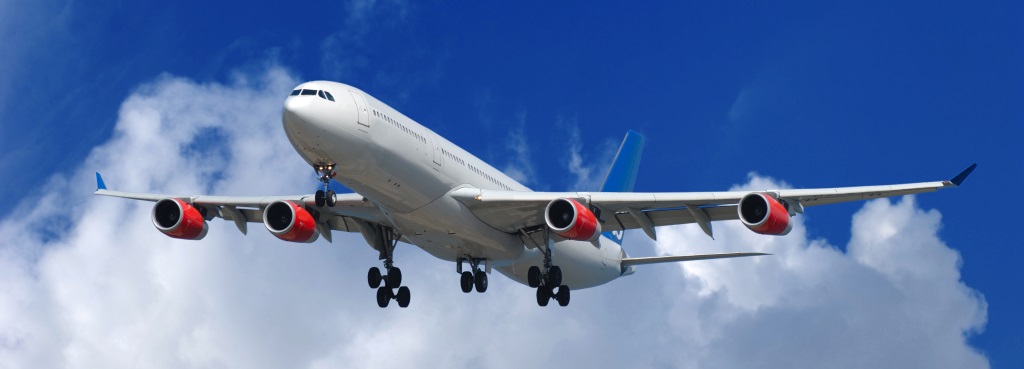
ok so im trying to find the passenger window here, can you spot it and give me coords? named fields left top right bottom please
left=290, top=89, right=301, bottom=96
left=324, top=91, right=335, bottom=101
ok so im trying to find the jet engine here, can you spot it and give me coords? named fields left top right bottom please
left=263, top=200, right=320, bottom=243
left=152, top=198, right=209, bottom=240
left=544, top=198, right=602, bottom=241
left=738, top=192, right=792, bottom=235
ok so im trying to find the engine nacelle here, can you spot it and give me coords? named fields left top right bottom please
left=152, top=198, right=209, bottom=240
left=263, top=200, right=319, bottom=243
left=738, top=192, right=792, bottom=235
left=544, top=198, right=602, bottom=241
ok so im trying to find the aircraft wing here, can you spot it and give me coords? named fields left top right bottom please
left=450, top=164, right=976, bottom=239
left=93, top=174, right=388, bottom=240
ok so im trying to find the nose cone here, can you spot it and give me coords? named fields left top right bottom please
left=282, top=95, right=315, bottom=130
left=281, top=83, right=362, bottom=165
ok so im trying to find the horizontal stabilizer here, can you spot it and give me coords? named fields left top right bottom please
left=621, top=252, right=769, bottom=266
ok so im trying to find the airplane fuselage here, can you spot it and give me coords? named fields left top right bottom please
left=282, top=81, right=626, bottom=289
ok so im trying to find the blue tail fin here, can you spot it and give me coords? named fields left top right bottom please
left=600, top=130, right=645, bottom=244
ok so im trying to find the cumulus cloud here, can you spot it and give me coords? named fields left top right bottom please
left=653, top=174, right=988, bottom=368
left=0, top=66, right=987, bottom=369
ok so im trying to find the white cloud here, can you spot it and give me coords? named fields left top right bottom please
left=560, top=117, right=618, bottom=191
left=501, top=113, right=535, bottom=185
left=653, top=174, right=988, bottom=368
left=0, top=66, right=987, bottom=369
left=320, top=0, right=414, bottom=82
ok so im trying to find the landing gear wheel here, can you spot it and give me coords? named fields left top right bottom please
left=315, top=190, right=326, bottom=207
left=387, top=267, right=403, bottom=289
left=556, top=285, right=570, bottom=306
left=547, top=266, right=563, bottom=287
left=314, top=164, right=337, bottom=207
left=527, top=266, right=541, bottom=288
left=326, top=190, right=337, bottom=207
left=396, top=286, right=411, bottom=308
left=376, top=287, right=391, bottom=308
left=536, top=286, right=551, bottom=307
left=368, top=267, right=382, bottom=288
left=460, top=271, right=474, bottom=293
left=474, top=270, right=488, bottom=293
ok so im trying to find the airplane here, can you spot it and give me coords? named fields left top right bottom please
left=94, top=81, right=976, bottom=308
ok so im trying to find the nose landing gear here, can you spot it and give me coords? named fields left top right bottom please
left=313, top=163, right=337, bottom=207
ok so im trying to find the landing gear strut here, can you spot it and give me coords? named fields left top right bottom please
left=313, top=163, right=337, bottom=207
left=367, top=225, right=410, bottom=308
left=520, top=228, right=570, bottom=307
left=456, top=257, right=489, bottom=293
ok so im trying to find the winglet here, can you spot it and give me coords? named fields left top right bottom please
left=95, top=172, right=107, bottom=190
left=949, top=163, right=977, bottom=187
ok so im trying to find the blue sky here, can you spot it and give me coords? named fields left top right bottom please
left=1, top=1, right=1020, bottom=367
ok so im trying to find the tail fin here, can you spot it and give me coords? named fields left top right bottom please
left=600, top=130, right=645, bottom=244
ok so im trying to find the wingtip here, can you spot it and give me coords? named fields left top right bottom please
left=949, top=163, right=977, bottom=187
left=95, top=172, right=107, bottom=191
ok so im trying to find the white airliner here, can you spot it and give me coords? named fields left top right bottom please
left=95, top=81, right=976, bottom=308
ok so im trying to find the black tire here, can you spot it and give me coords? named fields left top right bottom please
left=387, top=267, right=402, bottom=289
left=474, top=270, right=488, bottom=293
left=460, top=271, right=473, bottom=293
left=527, top=266, right=541, bottom=288
left=326, top=190, right=337, bottom=207
left=556, top=285, right=570, bottom=307
left=367, top=267, right=382, bottom=289
left=548, top=266, right=563, bottom=287
left=315, top=190, right=326, bottom=207
left=376, top=287, right=390, bottom=308
left=396, top=286, right=411, bottom=308
left=536, top=286, right=551, bottom=307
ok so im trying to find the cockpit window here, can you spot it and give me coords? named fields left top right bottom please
left=292, top=89, right=336, bottom=102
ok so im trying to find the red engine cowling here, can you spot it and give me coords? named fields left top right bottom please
left=738, top=192, right=792, bottom=235
left=544, top=198, right=602, bottom=241
left=152, top=198, right=208, bottom=240
left=263, top=201, right=319, bottom=243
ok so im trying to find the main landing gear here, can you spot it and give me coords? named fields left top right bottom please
left=367, top=226, right=410, bottom=308
left=456, top=257, right=488, bottom=293
left=520, top=228, right=571, bottom=307
left=313, top=163, right=337, bottom=207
